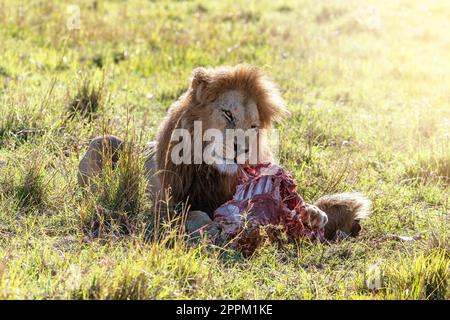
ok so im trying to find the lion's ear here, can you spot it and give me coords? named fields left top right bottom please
left=190, top=67, right=210, bottom=103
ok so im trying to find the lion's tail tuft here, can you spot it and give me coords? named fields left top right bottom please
left=314, top=192, right=372, bottom=240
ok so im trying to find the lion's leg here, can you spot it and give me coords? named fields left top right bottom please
left=185, top=210, right=220, bottom=239
left=77, top=135, right=124, bottom=192
left=314, top=193, right=371, bottom=240
left=143, top=141, right=161, bottom=200
left=78, top=139, right=218, bottom=239
left=142, top=142, right=218, bottom=239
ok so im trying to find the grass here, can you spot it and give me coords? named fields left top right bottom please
left=67, top=76, right=105, bottom=121
left=0, top=0, right=449, bottom=299
left=79, top=135, right=150, bottom=237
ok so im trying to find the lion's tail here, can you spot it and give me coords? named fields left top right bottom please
left=314, top=192, right=372, bottom=240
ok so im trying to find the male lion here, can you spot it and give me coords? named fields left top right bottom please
left=78, top=65, right=370, bottom=240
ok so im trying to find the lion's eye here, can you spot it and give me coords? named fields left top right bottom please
left=221, top=109, right=234, bottom=123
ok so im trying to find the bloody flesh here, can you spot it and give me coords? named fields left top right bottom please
left=214, top=163, right=324, bottom=255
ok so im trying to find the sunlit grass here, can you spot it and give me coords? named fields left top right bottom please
left=0, top=0, right=449, bottom=299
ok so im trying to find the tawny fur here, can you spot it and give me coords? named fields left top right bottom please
left=77, top=135, right=124, bottom=191
left=314, top=192, right=371, bottom=240
left=154, top=65, right=289, bottom=216
left=77, top=65, right=372, bottom=240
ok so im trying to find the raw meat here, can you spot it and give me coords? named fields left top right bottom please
left=214, top=163, right=324, bottom=255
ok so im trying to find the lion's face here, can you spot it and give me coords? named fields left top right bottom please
left=171, top=65, right=289, bottom=176
left=201, top=89, right=261, bottom=175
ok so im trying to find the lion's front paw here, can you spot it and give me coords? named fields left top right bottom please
left=301, top=204, right=328, bottom=230
left=186, top=210, right=220, bottom=239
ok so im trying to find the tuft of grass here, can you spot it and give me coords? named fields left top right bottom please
left=0, top=65, right=10, bottom=77
left=68, top=76, right=105, bottom=121
left=404, top=148, right=450, bottom=185
left=383, top=249, right=449, bottom=300
left=0, top=97, right=45, bottom=148
left=92, top=54, right=104, bottom=69
left=16, top=159, right=47, bottom=209
left=79, top=136, right=151, bottom=237
left=0, top=154, right=48, bottom=211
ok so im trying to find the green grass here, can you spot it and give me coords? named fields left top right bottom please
left=0, top=0, right=449, bottom=299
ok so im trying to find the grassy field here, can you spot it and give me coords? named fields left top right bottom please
left=0, top=0, right=449, bottom=299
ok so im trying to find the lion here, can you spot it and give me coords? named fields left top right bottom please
left=78, top=65, right=371, bottom=240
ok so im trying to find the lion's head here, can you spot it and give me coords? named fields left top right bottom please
left=155, top=65, right=289, bottom=215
